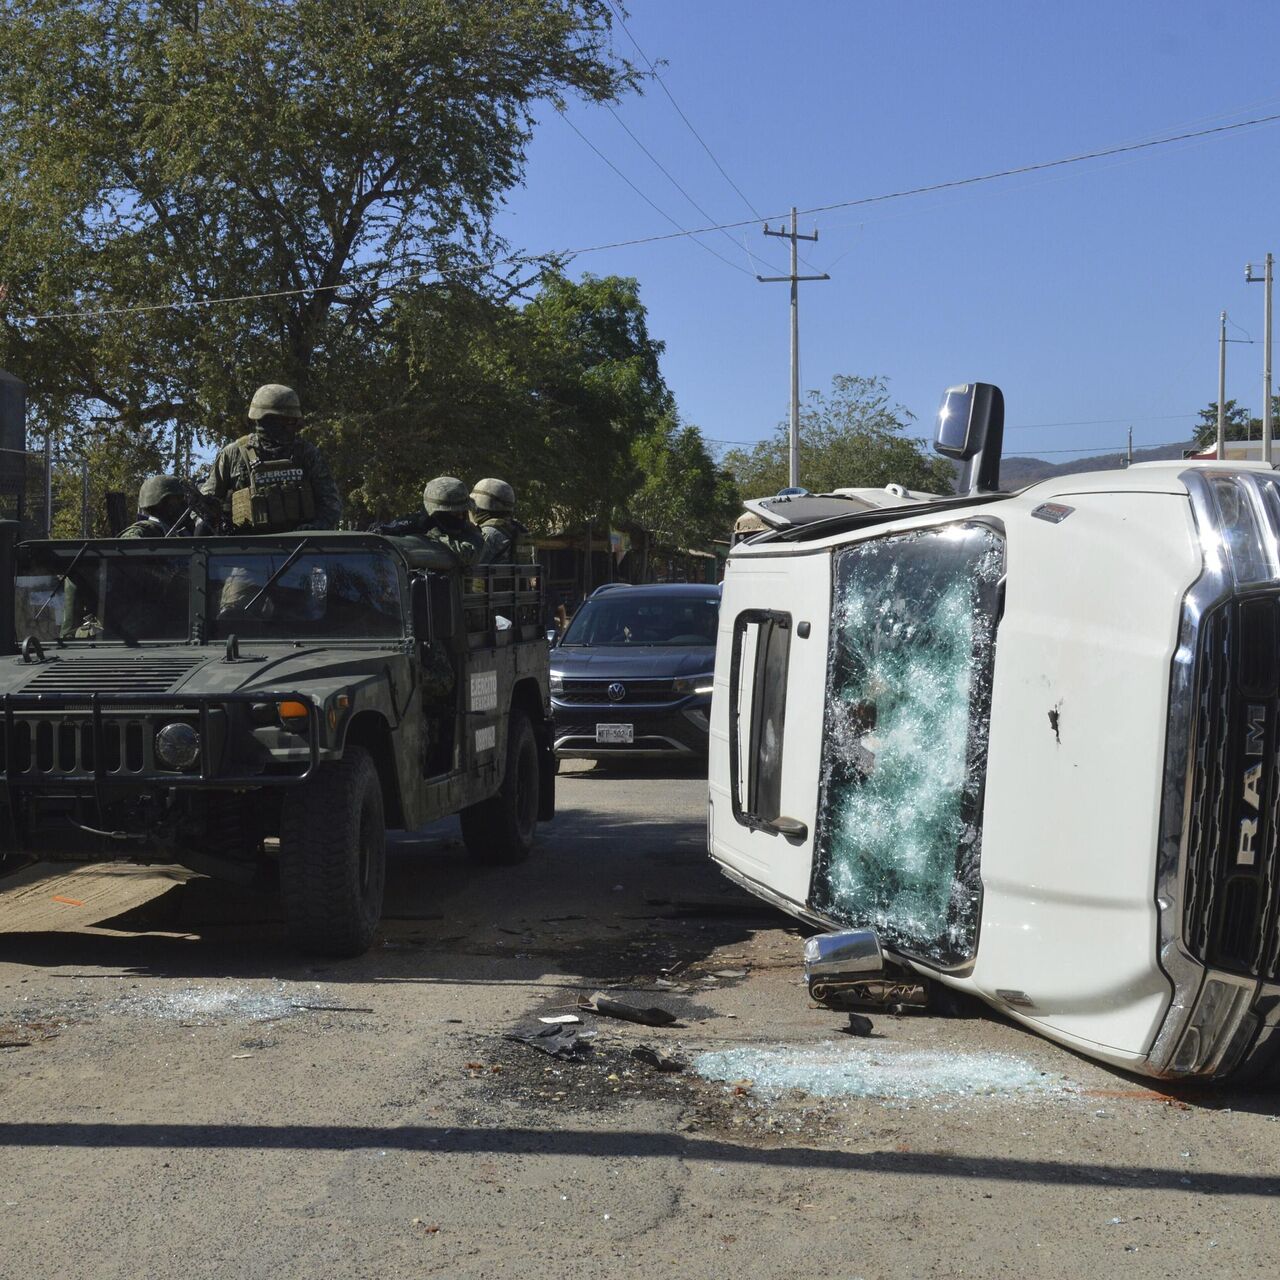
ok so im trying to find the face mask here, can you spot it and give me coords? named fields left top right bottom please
left=257, top=420, right=296, bottom=446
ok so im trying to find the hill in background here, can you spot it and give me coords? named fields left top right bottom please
left=991, top=440, right=1195, bottom=490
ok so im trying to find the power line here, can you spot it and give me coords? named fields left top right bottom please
left=1005, top=438, right=1190, bottom=456
left=604, top=106, right=786, bottom=275
left=605, top=0, right=762, bottom=221
left=562, top=109, right=1280, bottom=256
left=11, top=106, right=1280, bottom=325
left=15, top=281, right=346, bottom=323
left=602, top=0, right=825, bottom=274
left=1005, top=412, right=1197, bottom=431
left=557, top=111, right=755, bottom=278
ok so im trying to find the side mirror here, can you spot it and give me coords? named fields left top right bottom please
left=934, top=382, right=1005, bottom=494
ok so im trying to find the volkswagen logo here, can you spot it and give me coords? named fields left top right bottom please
left=607, top=682, right=626, bottom=702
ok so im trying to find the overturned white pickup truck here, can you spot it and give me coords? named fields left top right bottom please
left=709, top=382, right=1280, bottom=1082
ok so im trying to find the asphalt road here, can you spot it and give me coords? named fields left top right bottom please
left=2, top=761, right=1279, bottom=1279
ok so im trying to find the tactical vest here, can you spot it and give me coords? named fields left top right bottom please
left=229, top=437, right=317, bottom=532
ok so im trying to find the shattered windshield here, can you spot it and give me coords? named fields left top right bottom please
left=16, top=545, right=191, bottom=644
left=811, top=522, right=1004, bottom=966
left=207, top=549, right=403, bottom=639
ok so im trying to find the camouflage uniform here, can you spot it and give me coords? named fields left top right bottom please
left=469, top=478, right=524, bottom=564
left=474, top=513, right=528, bottom=565
left=416, top=476, right=483, bottom=568
left=119, top=516, right=167, bottom=539
left=201, top=384, right=341, bottom=533
left=202, top=431, right=342, bottom=531
left=423, top=517, right=484, bottom=568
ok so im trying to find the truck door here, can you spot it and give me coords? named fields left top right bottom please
left=811, top=521, right=1004, bottom=968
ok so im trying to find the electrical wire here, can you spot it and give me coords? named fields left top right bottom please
left=602, top=0, right=825, bottom=273
left=605, top=106, right=788, bottom=275
left=16, top=282, right=346, bottom=323
left=1004, top=412, right=1197, bottom=431
left=562, top=109, right=1280, bottom=256
left=605, top=0, right=762, bottom=220
left=10, top=105, right=1280, bottom=324
left=557, top=112, right=756, bottom=277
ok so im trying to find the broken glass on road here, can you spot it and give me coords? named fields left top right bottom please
left=811, top=523, right=1004, bottom=966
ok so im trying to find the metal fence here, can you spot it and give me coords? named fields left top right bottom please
left=0, top=444, right=92, bottom=539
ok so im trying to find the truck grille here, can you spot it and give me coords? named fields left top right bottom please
left=21, top=655, right=205, bottom=696
left=0, top=715, right=178, bottom=777
left=557, top=678, right=678, bottom=705
left=1183, top=598, right=1280, bottom=978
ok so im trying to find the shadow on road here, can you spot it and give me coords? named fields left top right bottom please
left=0, top=1120, right=1276, bottom=1196
left=0, top=796, right=788, bottom=989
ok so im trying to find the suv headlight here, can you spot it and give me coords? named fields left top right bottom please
left=673, top=673, right=715, bottom=695
left=550, top=673, right=564, bottom=694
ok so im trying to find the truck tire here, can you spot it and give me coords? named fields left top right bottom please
left=278, top=746, right=386, bottom=957
left=461, top=710, right=540, bottom=865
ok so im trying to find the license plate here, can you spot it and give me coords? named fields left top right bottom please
left=596, top=723, right=634, bottom=744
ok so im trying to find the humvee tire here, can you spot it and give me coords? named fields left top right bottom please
left=278, top=745, right=386, bottom=956
left=460, top=709, right=539, bottom=865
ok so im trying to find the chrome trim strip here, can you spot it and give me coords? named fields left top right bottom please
left=1149, top=468, right=1271, bottom=1075
left=711, top=859, right=832, bottom=930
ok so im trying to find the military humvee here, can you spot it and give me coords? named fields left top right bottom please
left=0, top=523, right=554, bottom=955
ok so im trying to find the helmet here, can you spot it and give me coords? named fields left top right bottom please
left=422, top=475, right=471, bottom=515
left=138, top=475, right=186, bottom=511
left=470, top=477, right=515, bottom=514
left=248, top=383, right=302, bottom=421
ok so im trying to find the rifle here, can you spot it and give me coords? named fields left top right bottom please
left=172, top=481, right=228, bottom=536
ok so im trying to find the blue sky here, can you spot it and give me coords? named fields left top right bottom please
left=493, top=1, right=1280, bottom=463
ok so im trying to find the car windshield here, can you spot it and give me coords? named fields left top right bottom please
left=561, top=593, right=719, bottom=647
left=13, top=544, right=405, bottom=644
left=207, top=549, right=403, bottom=639
left=17, top=544, right=192, bottom=645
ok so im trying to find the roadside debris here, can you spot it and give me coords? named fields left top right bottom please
left=840, top=1013, right=875, bottom=1037
left=695, top=1043, right=1060, bottom=1101
left=505, top=1025, right=597, bottom=1061
left=579, top=991, right=678, bottom=1027
left=630, top=1045, right=688, bottom=1073
left=538, top=1014, right=582, bottom=1026
left=113, top=983, right=319, bottom=1025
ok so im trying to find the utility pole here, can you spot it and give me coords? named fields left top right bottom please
left=758, top=208, right=829, bottom=489
left=1218, top=310, right=1228, bottom=458
left=42, top=432, right=51, bottom=537
left=1246, top=253, right=1273, bottom=464
left=1127, top=426, right=1133, bottom=467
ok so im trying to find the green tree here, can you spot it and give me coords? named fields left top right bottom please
left=723, top=375, right=954, bottom=499
left=322, top=271, right=674, bottom=533
left=1191, top=398, right=1280, bottom=449
left=626, top=417, right=740, bottom=554
left=0, top=0, right=635, bottom=473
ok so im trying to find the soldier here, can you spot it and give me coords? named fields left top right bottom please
left=201, top=383, right=342, bottom=533
left=470, top=477, right=528, bottom=564
left=419, top=476, right=485, bottom=567
left=120, top=475, right=191, bottom=539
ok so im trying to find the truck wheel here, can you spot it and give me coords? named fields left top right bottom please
left=278, top=746, right=386, bottom=957
left=461, top=710, right=540, bottom=865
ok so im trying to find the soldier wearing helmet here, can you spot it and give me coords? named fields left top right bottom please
left=420, top=476, right=485, bottom=567
left=470, top=477, right=527, bottom=565
left=119, top=475, right=192, bottom=538
left=201, top=383, right=342, bottom=532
